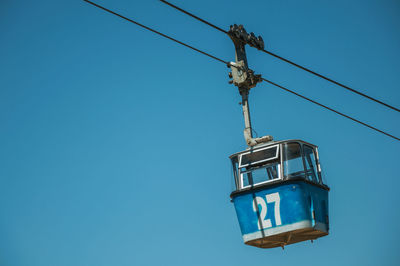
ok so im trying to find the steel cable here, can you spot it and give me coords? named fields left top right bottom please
left=262, top=78, right=400, bottom=141
left=83, top=0, right=229, bottom=65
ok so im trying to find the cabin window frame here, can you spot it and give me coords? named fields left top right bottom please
left=282, top=141, right=306, bottom=180
left=314, top=147, right=326, bottom=185
left=239, top=163, right=282, bottom=189
left=238, top=145, right=282, bottom=189
left=231, top=156, right=240, bottom=190
left=302, top=144, right=319, bottom=184
left=238, top=144, right=279, bottom=168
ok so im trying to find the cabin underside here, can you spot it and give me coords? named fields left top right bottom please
left=245, top=227, right=328, bottom=249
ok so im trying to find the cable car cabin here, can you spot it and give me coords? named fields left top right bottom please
left=230, top=140, right=330, bottom=249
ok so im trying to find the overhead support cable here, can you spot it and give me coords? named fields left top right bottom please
left=261, top=78, right=400, bottom=142
left=83, top=0, right=228, bottom=65
left=159, top=0, right=400, bottom=113
left=160, top=0, right=228, bottom=34
left=83, top=0, right=400, bottom=142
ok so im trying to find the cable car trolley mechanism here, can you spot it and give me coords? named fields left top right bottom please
left=227, top=25, right=330, bottom=249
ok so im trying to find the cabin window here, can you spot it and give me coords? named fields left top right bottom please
left=231, top=156, right=239, bottom=190
left=239, top=145, right=279, bottom=168
left=240, top=159, right=281, bottom=188
left=283, top=142, right=305, bottom=179
left=303, top=145, right=319, bottom=183
left=314, top=148, right=326, bottom=185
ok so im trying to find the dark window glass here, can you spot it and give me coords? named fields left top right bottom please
left=230, top=156, right=239, bottom=190
left=303, top=145, right=319, bottom=183
left=240, top=160, right=280, bottom=188
left=283, top=143, right=305, bottom=179
left=239, top=146, right=278, bottom=167
left=315, top=148, right=326, bottom=185
left=241, top=169, right=251, bottom=187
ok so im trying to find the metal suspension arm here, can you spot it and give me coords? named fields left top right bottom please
left=227, top=24, right=272, bottom=146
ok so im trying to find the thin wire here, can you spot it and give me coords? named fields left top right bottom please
left=84, top=0, right=400, bottom=142
left=262, top=78, right=400, bottom=141
left=160, top=0, right=228, bottom=34
left=159, top=0, right=400, bottom=113
left=260, top=49, right=400, bottom=113
left=83, top=0, right=229, bottom=65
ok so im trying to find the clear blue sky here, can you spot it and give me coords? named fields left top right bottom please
left=1, top=0, right=400, bottom=265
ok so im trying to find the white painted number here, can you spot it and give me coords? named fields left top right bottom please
left=266, top=192, right=282, bottom=226
left=252, top=196, right=271, bottom=229
left=252, top=192, right=281, bottom=229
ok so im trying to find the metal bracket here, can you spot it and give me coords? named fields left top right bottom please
left=227, top=24, right=263, bottom=94
left=228, top=24, right=264, bottom=51
left=229, top=61, right=262, bottom=92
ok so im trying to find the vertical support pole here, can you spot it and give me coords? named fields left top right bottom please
left=241, top=92, right=252, bottom=137
left=232, top=41, right=248, bottom=70
left=241, top=90, right=255, bottom=145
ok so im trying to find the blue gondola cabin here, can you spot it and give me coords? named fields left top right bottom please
left=230, top=139, right=330, bottom=249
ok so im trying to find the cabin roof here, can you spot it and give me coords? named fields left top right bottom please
left=229, top=139, right=319, bottom=158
